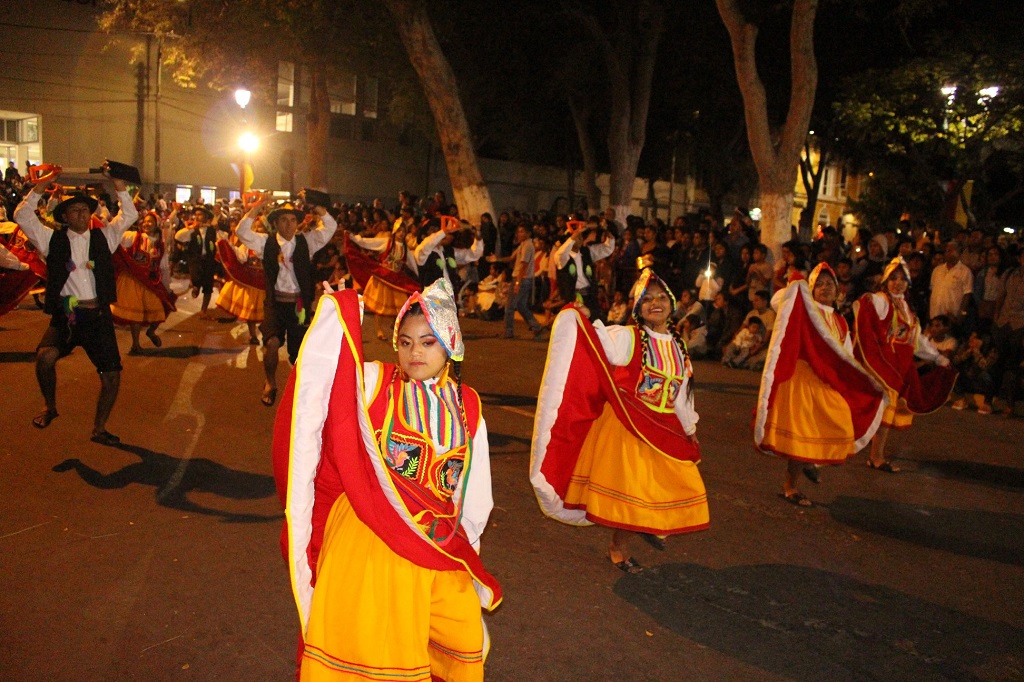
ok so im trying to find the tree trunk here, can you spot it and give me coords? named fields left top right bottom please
left=306, top=63, right=330, bottom=190
left=716, top=0, right=818, bottom=257
left=798, top=141, right=826, bottom=240
left=568, top=95, right=601, bottom=215
left=384, top=0, right=495, bottom=226
left=573, top=1, right=664, bottom=226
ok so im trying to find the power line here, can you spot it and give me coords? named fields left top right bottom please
left=0, top=21, right=154, bottom=36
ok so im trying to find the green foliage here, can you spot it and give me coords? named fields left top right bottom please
left=833, top=49, right=1024, bottom=225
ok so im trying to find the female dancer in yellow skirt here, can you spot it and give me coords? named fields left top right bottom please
left=344, top=220, right=421, bottom=340
left=215, top=233, right=265, bottom=345
left=110, top=211, right=175, bottom=354
left=531, top=270, right=707, bottom=574
left=273, top=279, right=500, bottom=681
left=754, top=263, right=887, bottom=506
left=854, top=258, right=956, bottom=472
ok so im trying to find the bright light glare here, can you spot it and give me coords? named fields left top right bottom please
left=234, top=88, right=251, bottom=108
left=1004, top=227, right=1016, bottom=234
left=749, top=207, right=762, bottom=221
left=978, top=86, right=1000, bottom=103
left=238, top=132, right=259, bottom=154
left=941, top=85, right=957, bottom=97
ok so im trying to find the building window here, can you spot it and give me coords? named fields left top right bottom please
left=330, top=116, right=353, bottom=139
left=361, top=119, right=375, bottom=142
left=363, top=77, right=379, bottom=119
left=330, top=75, right=357, bottom=115
left=200, top=187, right=216, bottom=205
left=276, top=112, right=293, bottom=133
left=175, top=185, right=193, bottom=204
left=1, top=121, right=16, bottom=142
left=277, top=61, right=295, bottom=107
left=26, top=143, right=41, bottom=165
left=21, top=117, right=39, bottom=143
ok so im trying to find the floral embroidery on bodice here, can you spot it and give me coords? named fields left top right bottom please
left=635, top=332, right=690, bottom=413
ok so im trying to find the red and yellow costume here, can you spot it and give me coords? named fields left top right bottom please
left=853, top=261, right=957, bottom=429
left=0, top=226, right=47, bottom=317
left=754, top=265, right=887, bottom=463
left=344, top=230, right=420, bottom=315
left=215, top=238, right=266, bottom=321
left=273, top=286, right=500, bottom=681
left=109, top=229, right=176, bottom=325
left=531, top=300, right=708, bottom=536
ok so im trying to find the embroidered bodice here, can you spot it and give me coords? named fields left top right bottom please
left=635, top=329, right=691, bottom=413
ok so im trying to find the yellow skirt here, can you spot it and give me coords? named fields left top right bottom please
left=760, top=360, right=857, bottom=463
left=564, top=404, right=709, bottom=534
left=362, top=276, right=412, bottom=316
left=881, top=387, right=913, bottom=429
left=216, top=280, right=265, bottom=321
left=301, top=494, right=485, bottom=682
left=110, top=272, right=166, bottom=324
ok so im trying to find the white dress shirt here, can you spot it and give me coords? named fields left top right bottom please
left=14, top=189, right=139, bottom=301
left=235, top=212, right=338, bottom=294
left=554, top=234, right=616, bottom=289
left=412, top=229, right=483, bottom=287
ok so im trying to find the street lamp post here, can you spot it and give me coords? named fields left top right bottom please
left=234, top=88, right=254, bottom=197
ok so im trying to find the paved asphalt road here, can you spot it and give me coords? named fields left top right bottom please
left=1, top=291, right=1023, bottom=681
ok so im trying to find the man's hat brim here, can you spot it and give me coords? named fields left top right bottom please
left=192, top=206, right=214, bottom=219
left=53, top=194, right=98, bottom=223
left=268, top=207, right=305, bottom=225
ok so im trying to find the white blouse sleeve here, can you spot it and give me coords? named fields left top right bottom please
left=591, top=321, right=636, bottom=366
left=673, top=374, right=699, bottom=436
left=460, top=413, right=494, bottom=552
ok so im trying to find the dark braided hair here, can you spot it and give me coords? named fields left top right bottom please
left=633, top=281, right=695, bottom=400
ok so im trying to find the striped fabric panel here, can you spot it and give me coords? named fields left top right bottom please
left=303, top=645, right=431, bottom=681
left=400, top=380, right=467, bottom=451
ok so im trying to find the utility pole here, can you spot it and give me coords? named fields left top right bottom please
left=154, top=35, right=163, bottom=195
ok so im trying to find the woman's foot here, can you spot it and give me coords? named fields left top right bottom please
left=951, top=398, right=967, bottom=410
left=611, top=555, right=644, bottom=574
left=89, top=430, right=121, bottom=446
left=127, top=345, right=143, bottom=356
left=376, top=329, right=386, bottom=340
left=977, top=403, right=993, bottom=415
left=866, top=459, right=900, bottom=473
left=32, top=408, right=59, bottom=429
left=261, top=385, right=278, bottom=407
left=248, top=335, right=260, bottom=345
left=779, top=490, right=813, bottom=507
left=146, top=328, right=162, bottom=347
left=802, top=464, right=821, bottom=484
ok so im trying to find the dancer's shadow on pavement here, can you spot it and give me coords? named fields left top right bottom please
left=915, top=459, right=1024, bottom=491
left=52, top=442, right=281, bottom=523
left=616, top=562, right=1024, bottom=682
left=0, top=351, right=36, bottom=363
left=477, top=392, right=536, bottom=408
left=132, top=345, right=239, bottom=359
left=826, top=495, right=1024, bottom=566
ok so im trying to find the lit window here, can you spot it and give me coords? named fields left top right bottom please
left=330, top=75, right=357, bottom=115
left=363, top=77, right=379, bottom=119
left=277, top=61, right=295, bottom=107
left=276, top=112, right=293, bottom=133
left=26, top=144, right=41, bottom=165
left=200, top=187, right=216, bottom=205
left=175, top=186, right=193, bottom=204
left=21, top=117, right=39, bottom=143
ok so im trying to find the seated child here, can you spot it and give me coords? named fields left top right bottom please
left=721, top=316, right=766, bottom=369
left=678, top=313, right=708, bottom=359
left=607, top=290, right=629, bottom=325
left=951, top=331, right=999, bottom=414
left=926, top=314, right=958, bottom=360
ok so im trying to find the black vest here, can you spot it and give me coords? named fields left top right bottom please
left=45, top=228, right=116, bottom=314
left=263, top=233, right=315, bottom=313
left=418, top=243, right=461, bottom=292
left=187, top=226, right=218, bottom=261
left=556, top=245, right=595, bottom=304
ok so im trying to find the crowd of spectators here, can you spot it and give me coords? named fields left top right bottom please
left=4, top=170, right=1024, bottom=417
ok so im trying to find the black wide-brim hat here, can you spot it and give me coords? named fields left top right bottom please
left=192, top=205, right=214, bottom=219
left=267, top=202, right=305, bottom=225
left=52, top=192, right=99, bottom=224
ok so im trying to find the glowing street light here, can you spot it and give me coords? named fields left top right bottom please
left=238, top=132, right=259, bottom=154
left=234, top=88, right=251, bottom=109
left=978, top=86, right=1000, bottom=104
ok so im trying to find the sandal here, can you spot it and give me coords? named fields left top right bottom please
left=376, top=329, right=386, bottom=340
left=613, top=557, right=644, bottom=574
left=261, top=387, right=278, bottom=407
left=127, top=346, right=143, bottom=356
left=146, top=329, right=163, bottom=348
left=866, top=459, right=900, bottom=473
left=779, top=491, right=813, bottom=507
left=32, top=409, right=59, bottom=429
left=639, top=533, right=667, bottom=551
left=802, top=465, right=821, bottom=485
left=90, top=430, right=121, bottom=446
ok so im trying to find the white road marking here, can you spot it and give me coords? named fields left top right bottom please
left=497, top=405, right=535, bottom=419
left=156, top=361, right=206, bottom=502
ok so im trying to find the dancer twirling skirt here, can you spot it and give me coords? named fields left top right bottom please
left=754, top=263, right=887, bottom=506
left=273, top=279, right=500, bottom=681
left=531, top=269, right=707, bottom=574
